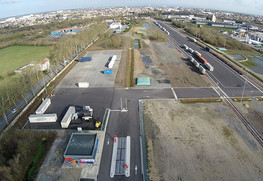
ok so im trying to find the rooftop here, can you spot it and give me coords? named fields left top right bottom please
left=64, top=133, right=97, bottom=157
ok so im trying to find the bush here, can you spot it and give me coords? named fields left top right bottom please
left=4, top=70, right=15, bottom=77
left=0, top=76, right=4, bottom=81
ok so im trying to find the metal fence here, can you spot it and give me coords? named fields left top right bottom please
left=139, top=100, right=149, bottom=181
left=0, top=43, right=92, bottom=131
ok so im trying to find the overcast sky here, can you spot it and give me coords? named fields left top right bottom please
left=0, top=0, right=262, bottom=19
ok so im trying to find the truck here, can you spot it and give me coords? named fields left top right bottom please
left=192, top=38, right=197, bottom=42
left=183, top=44, right=189, bottom=50
left=198, top=65, right=207, bottom=74
left=195, top=54, right=207, bottom=64
left=204, top=62, right=214, bottom=71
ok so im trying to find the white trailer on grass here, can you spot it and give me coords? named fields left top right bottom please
left=35, top=98, right=51, bottom=114
left=61, top=106, right=75, bottom=128
left=29, top=113, right=57, bottom=123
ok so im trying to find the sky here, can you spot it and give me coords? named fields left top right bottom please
left=0, top=0, right=262, bottom=19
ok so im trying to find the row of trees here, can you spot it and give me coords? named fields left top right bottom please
left=0, top=129, right=55, bottom=180
left=49, top=23, right=107, bottom=66
left=0, top=68, right=42, bottom=124
left=172, top=20, right=252, bottom=51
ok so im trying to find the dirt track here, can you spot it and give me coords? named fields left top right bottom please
left=144, top=100, right=263, bottom=181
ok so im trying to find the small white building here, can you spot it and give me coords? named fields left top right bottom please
left=212, top=14, right=216, bottom=22
left=109, top=22, right=122, bottom=29
left=38, top=58, right=50, bottom=71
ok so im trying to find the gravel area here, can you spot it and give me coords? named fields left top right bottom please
left=144, top=100, right=263, bottom=181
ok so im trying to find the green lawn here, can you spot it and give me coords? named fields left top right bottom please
left=0, top=46, right=51, bottom=76
left=225, top=49, right=262, bottom=56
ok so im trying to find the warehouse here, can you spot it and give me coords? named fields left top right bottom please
left=64, top=133, right=98, bottom=164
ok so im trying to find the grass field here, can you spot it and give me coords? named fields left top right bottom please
left=0, top=46, right=51, bottom=76
left=225, top=49, right=262, bottom=56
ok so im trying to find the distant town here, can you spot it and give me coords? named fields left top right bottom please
left=1, top=6, right=263, bottom=48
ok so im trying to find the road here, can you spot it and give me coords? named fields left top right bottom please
left=157, top=21, right=263, bottom=98
left=98, top=88, right=174, bottom=181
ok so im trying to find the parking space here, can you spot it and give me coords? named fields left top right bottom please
left=56, top=50, right=122, bottom=89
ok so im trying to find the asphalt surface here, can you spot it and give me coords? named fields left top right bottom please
left=157, top=21, right=263, bottom=98
left=98, top=88, right=174, bottom=181
left=174, top=87, right=219, bottom=98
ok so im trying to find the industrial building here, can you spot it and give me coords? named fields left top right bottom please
left=136, top=77, right=151, bottom=86
left=51, top=27, right=83, bottom=36
left=64, top=133, right=98, bottom=164
left=109, top=22, right=122, bottom=29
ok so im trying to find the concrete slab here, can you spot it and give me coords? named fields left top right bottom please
left=56, top=50, right=122, bottom=89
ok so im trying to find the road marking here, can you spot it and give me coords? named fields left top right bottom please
left=135, top=165, right=138, bottom=175
left=171, top=88, right=178, bottom=100
left=212, top=87, right=221, bottom=97
left=107, top=138, right=110, bottom=145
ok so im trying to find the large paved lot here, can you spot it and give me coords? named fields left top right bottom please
left=56, top=50, right=122, bottom=89
left=144, top=100, right=263, bottom=181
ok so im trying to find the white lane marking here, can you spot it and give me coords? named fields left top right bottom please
left=107, top=138, right=110, bottom=146
left=135, top=165, right=138, bottom=175
left=212, top=87, right=221, bottom=97
left=171, top=88, right=178, bottom=100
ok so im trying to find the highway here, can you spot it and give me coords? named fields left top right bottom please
left=157, top=21, right=263, bottom=98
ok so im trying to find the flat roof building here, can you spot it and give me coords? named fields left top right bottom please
left=64, top=133, right=98, bottom=164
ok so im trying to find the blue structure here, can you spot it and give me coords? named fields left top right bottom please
left=104, top=70, right=112, bottom=74
left=78, top=57, right=92, bottom=62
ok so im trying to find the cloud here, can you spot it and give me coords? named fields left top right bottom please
left=0, top=0, right=20, bottom=4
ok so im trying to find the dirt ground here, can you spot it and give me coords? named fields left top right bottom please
left=143, top=100, right=263, bottom=181
left=233, top=98, right=263, bottom=137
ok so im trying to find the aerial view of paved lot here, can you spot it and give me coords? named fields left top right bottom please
left=56, top=50, right=122, bottom=89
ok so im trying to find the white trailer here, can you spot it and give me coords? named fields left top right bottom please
left=204, top=62, right=214, bottom=71
left=29, top=113, right=57, bottom=123
left=193, top=60, right=200, bottom=68
left=188, top=56, right=194, bottom=62
left=61, top=106, right=75, bottom=128
left=108, top=55, right=117, bottom=68
left=193, top=51, right=201, bottom=56
left=35, top=98, right=51, bottom=114
left=78, top=82, right=89, bottom=88
left=188, top=48, right=194, bottom=53
left=198, top=65, right=207, bottom=74
left=183, top=44, right=189, bottom=50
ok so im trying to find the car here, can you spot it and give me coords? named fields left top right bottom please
left=12, top=108, right=17, bottom=113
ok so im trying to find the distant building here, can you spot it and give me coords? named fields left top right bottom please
left=38, top=58, right=50, bottom=71
left=249, top=25, right=259, bottom=31
left=223, top=19, right=236, bottom=24
left=194, top=21, right=208, bottom=25
left=51, top=27, right=83, bottom=36
left=212, top=14, right=216, bottom=22
left=109, top=22, right=122, bottom=29
left=208, top=22, right=238, bottom=28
